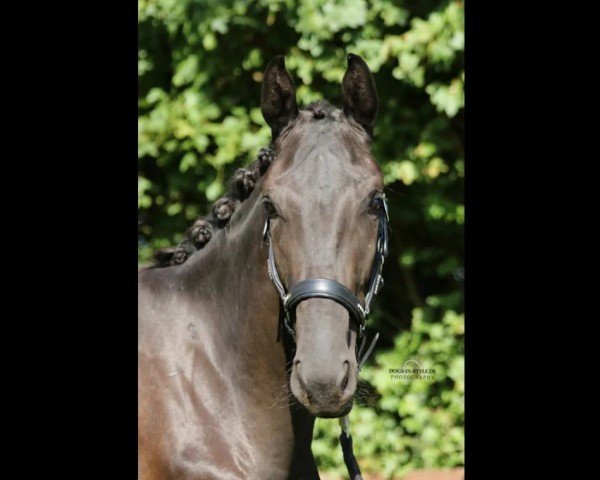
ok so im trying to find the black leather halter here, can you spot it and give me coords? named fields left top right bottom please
left=262, top=195, right=389, bottom=340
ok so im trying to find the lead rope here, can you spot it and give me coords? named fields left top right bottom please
left=339, top=416, right=364, bottom=480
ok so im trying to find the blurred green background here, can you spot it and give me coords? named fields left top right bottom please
left=138, top=0, right=463, bottom=478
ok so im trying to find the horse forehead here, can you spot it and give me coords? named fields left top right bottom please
left=269, top=141, right=375, bottom=191
left=264, top=116, right=381, bottom=198
left=270, top=157, right=368, bottom=204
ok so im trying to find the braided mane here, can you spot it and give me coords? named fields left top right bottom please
left=150, top=146, right=274, bottom=268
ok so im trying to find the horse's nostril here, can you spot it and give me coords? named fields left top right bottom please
left=340, top=361, right=350, bottom=391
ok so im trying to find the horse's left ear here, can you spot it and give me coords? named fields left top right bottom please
left=341, top=54, right=379, bottom=138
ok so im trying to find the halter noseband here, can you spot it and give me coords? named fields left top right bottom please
left=262, top=195, right=389, bottom=340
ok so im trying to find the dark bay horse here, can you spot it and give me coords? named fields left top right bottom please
left=139, top=54, right=385, bottom=480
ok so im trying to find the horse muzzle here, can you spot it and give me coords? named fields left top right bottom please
left=290, top=354, right=357, bottom=417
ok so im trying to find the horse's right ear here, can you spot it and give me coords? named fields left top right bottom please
left=261, top=56, right=298, bottom=139
left=341, top=53, right=378, bottom=138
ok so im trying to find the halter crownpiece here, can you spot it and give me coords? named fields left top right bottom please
left=262, top=194, right=389, bottom=340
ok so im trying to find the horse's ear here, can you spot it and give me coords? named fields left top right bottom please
left=341, top=53, right=379, bottom=138
left=261, top=55, right=298, bottom=139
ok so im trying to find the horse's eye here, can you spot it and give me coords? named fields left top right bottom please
left=263, top=197, right=278, bottom=218
left=368, top=195, right=383, bottom=216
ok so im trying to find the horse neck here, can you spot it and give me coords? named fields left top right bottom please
left=181, top=184, right=286, bottom=394
left=174, top=181, right=317, bottom=472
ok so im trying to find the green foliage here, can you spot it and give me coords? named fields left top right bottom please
left=138, top=0, right=463, bottom=477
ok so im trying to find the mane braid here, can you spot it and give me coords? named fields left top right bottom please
left=150, top=146, right=275, bottom=268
